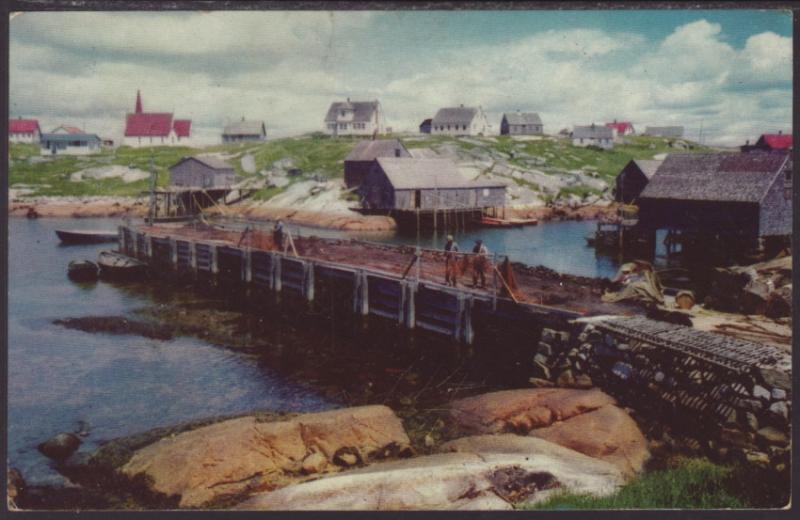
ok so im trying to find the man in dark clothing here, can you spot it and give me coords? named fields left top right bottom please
left=444, top=234, right=460, bottom=287
left=472, top=239, right=489, bottom=288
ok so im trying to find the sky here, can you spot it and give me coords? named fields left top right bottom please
left=8, top=9, right=793, bottom=146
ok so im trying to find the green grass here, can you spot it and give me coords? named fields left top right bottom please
left=8, top=133, right=714, bottom=201
left=525, top=458, right=750, bottom=510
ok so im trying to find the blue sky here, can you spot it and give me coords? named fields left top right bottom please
left=9, top=9, right=793, bottom=145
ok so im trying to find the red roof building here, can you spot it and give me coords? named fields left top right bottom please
left=123, top=90, right=192, bottom=146
left=9, top=118, right=41, bottom=135
left=741, top=132, right=792, bottom=153
left=605, top=120, right=635, bottom=136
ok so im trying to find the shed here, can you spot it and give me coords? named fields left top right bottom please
left=343, top=139, right=411, bottom=188
left=223, top=118, right=267, bottom=142
left=614, top=159, right=662, bottom=204
left=169, top=155, right=237, bottom=189
left=638, top=152, right=792, bottom=241
left=572, top=124, right=614, bottom=149
left=360, top=157, right=506, bottom=211
left=419, top=118, right=432, bottom=134
left=500, top=112, right=543, bottom=135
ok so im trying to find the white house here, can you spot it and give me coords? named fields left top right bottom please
left=9, top=118, right=41, bottom=143
left=572, top=124, right=614, bottom=149
left=324, top=98, right=385, bottom=136
left=431, top=105, right=489, bottom=136
left=222, top=118, right=267, bottom=142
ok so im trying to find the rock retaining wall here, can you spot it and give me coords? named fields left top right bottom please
left=531, top=316, right=791, bottom=476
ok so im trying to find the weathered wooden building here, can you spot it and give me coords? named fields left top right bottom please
left=222, top=118, right=267, bottom=142
left=360, top=157, right=506, bottom=211
left=500, top=112, right=543, bottom=135
left=638, top=151, right=792, bottom=256
left=343, top=139, right=411, bottom=189
left=614, top=159, right=662, bottom=204
left=169, top=156, right=237, bottom=189
left=644, top=126, right=684, bottom=138
left=431, top=105, right=489, bottom=136
left=572, top=124, right=614, bottom=149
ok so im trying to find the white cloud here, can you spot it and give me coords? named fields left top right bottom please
left=8, top=14, right=792, bottom=146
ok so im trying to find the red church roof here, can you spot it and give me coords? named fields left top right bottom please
left=9, top=118, right=40, bottom=134
left=605, top=121, right=633, bottom=134
left=759, top=133, right=792, bottom=150
left=173, top=119, right=191, bottom=138
left=125, top=112, right=174, bottom=137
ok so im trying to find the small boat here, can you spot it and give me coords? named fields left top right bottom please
left=56, top=229, right=119, bottom=245
left=480, top=216, right=539, bottom=228
left=67, top=260, right=99, bottom=282
left=97, top=251, right=148, bottom=280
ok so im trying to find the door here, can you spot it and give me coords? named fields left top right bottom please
left=414, top=190, right=421, bottom=209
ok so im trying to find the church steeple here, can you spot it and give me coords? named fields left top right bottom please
left=135, top=90, right=143, bottom=114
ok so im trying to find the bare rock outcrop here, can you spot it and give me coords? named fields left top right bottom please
left=120, top=405, right=411, bottom=507
left=447, top=388, right=649, bottom=478
left=236, top=435, right=624, bottom=511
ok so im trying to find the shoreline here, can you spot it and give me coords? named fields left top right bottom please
left=8, top=196, right=617, bottom=230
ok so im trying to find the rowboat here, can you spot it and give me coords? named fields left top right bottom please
left=480, top=216, right=539, bottom=228
left=67, top=260, right=99, bottom=282
left=97, top=251, right=148, bottom=280
left=56, top=229, right=119, bottom=245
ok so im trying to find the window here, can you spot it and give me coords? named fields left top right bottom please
left=482, top=188, right=490, bottom=197
left=339, top=123, right=347, bottom=130
left=328, top=123, right=336, bottom=130
left=463, top=125, right=467, bottom=130
left=447, top=125, right=451, bottom=130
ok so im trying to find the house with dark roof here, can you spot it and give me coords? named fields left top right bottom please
left=644, top=126, right=684, bottom=138
left=638, top=152, right=792, bottom=254
left=169, top=155, right=237, bottom=189
left=344, top=139, right=411, bottom=189
left=572, top=124, right=614, bottom=149
left=500, top=112, right=543, bottom=135
left=431, top=105, right=489, bottom=136
left=9, top=118, right=41, bottom=143
left=222, top=118, right=267, bottom=142
left=419, top=118, right=432, bottom=134
left=359, top=157, right=506, bottom=211
left=40, top=130, right=101, bottom=156
left=614, top=159, right=662, bottom=204
left=324, top=98, right=384, bottom=137
left=605, top=119, right=635, bottom=138
left=741, top=131, right=792, bottom=153
left=123, top=90, right=192, bottom=147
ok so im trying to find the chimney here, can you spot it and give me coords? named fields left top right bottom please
left=241, top=116, right=245, bottom=122
left=746, top=139, right=750, bottom=145
left=778, top=130, right=782, bottom=135
left=395, top=148, right=401, bottom=157
left=135, top=90, right=143, bottom=114
left=460, top=104, right=464, bottom=108
left=347, top=97, right=350, bottom=102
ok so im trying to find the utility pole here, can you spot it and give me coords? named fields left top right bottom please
left=148, top=150, right=156, bottom=224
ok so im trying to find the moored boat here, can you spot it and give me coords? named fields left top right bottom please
left=480, top=216, right=539, bottom=228
left=67, top=260, right=99, bottom=282
left=97, top=251, right=148, bottom=280
left=56, top=229, right=119, bottom=245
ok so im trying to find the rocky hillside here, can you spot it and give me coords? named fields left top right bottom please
left=8, top=133, right=720, bottom=213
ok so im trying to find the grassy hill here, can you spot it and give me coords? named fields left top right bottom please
left=8, top=133, right=717, bottom=205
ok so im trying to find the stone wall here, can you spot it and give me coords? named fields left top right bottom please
left=530, top=316, right=791, bottom=476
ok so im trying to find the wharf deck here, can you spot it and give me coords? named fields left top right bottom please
left=134, top=222, right=639, bottom=318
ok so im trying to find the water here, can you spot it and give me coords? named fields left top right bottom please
left=7, top=216, right=618, bottom=487
left=7, top=218, right=333, bottom=486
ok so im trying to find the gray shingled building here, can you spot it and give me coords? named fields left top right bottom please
left=638, top=151, right=792, bottom=255
left=222, top=118, right=266, bottom=142
left=614, top=159, right=663, bottom=204
left=572, top=124, right=614, bottom=149
left=169, top=155, right=237, bottom=189
left=344, top=139, right=411, bottom=188
left=359, top=157, right=506, bottom=211
left=431, top=105, right=489, bottom=136
left=500, top=112, right=543, bottom=135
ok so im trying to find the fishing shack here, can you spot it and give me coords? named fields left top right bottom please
left=359, top=157, right=507, bottom=230
left=344, top=138, right=411, bottom=189
left=614, top=159, right=663, bottom=204
left=637, top=151, right=792, bottom=262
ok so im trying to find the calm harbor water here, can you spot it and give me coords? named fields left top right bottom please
left=7, top=216, right=619, bottom=486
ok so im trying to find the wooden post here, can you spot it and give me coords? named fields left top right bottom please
left=169, top=238, right=178, bottom=268
left=190, top=241, right=197, bottom=270
left=463, top=295, right=474, bottom=345
left=492, top=252, right=498, bottom=311
left=455, top=291, right=465, bottom=341
left=353, top=270, right=369, bottom=316
left=304, top=262, right=315, bottom=302
left=210, top=245, right=219, bottom=275
left=146, top=236, right=154, bottom=259
left=244, top=249, right=252, bottom=283
left=118, top=226, right=126, bottom=253
left=272, top=253, right=282, bottom=292
left=404, top=281, right=416, bottom=329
